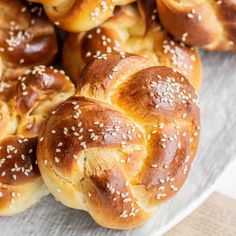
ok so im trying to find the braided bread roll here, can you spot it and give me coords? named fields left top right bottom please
left=0, top=65, right=74, bottom=215
left=37, top=53, right=200, bottom=229
left=63, top=3, right=202, bottom=91
left=157, top=0, right=236, bottom=51
left=0, top=0, right=58, bottom=100
left=29, top=0, right=135, bottom=32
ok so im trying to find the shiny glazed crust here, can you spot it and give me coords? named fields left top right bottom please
left=29, top=0, right=136, bottom=32
left=38, top=53, right=200, bottom=229
left=0, top=65, right=75, bottom=215
left=157, top=0, right=236, bottom=51
left=0, top=0, right=58, bottom=100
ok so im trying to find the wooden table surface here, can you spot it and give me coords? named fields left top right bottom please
left=1, top=51, right=236, bottom=236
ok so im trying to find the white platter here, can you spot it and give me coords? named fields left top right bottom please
left=1, top=51, right=236, bottom=236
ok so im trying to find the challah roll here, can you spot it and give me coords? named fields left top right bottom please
left=0, top=0, right=58, bottom=101
left=63, top=3, right=202, bottom=90
left=0, top=65, right=74, bottom=215
left=37, top=53, right=200, bottom=229
left=28, top=0, right=135, bottom=32
left=157, top=0, right=236, bottom=51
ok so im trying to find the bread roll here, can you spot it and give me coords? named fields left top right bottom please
left=0, top=65, right=74, bottom=215
left=0, top=0, right=58, bottom=101
left=38, top=53, right=200, bottom=229
left=29, top=0, right=136, bottom=32
left=63, top=3, right=202, bottom=90
left=157, top=0, right=236, bottom=51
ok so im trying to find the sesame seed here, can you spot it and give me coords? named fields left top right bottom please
left=151, top=164, right=158, bottom=168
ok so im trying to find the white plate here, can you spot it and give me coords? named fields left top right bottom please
left=1, top=51, right=236, bottom=236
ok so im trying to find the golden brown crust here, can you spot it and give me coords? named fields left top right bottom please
left=39, top=96, right=145, bottom=172
left=157, top=0, right=236, bottom=51
left=0, top=0, right=58, bottom=101
left=0, top=136, right=39, bottom=185
left=29, top=0, right=135, bottom=32
left=38, top=53, right=200, bottom=229
left=137, top=0, right=161, bottom=32
left=62, top=4, right=202, bottom=90
left=113, top=66, right=199, bottom=123
left=0, top=65, right=75, bottom=215
left=77, top=53, right=154, bottom=98
left=16, top=67, right=73, bottom=115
